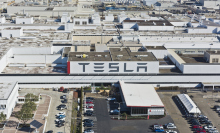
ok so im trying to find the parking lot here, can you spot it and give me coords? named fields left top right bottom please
left=188, top=90, right=220, bottom=132
left=84, top=95, right=177, bottom=133
left=17, top=88, right=73, bottom=133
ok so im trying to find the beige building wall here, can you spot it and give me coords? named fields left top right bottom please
left=72, top=36, right=113, bottom=45
left=70, top=46, right=90, bottom=52
left=209, top=54, right=220, bottom=63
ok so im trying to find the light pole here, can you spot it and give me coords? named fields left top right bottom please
left=114, top=102, right=125, bottom=120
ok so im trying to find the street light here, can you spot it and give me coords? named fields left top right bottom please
left=114, top=102, right=125, bottom=120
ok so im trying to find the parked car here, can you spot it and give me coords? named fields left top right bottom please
left=193, top=125, right=203, bottom=131
left=84, top=128, right=94, bottom=133
left=83, top=119, right=93, bottom=123
left=56, top=120, right=65, bottom=124
left=86, top=106, right=93, bottom=109
left=83, top=122, right=94, bottom=127
left=55, top=119, right=65, bottom=123
left=207, top=129, right=218, bottom=133
left=86, top=101, right=93, bottom=104
left=204, top=125, right=216, bottom=130
left=63, top=88, right=69, bottom=93
left=62, top=99, right=68, bottom=103
left=57, top=115, right=66, bottom=119
left=110, top=109, right=120, bottom=115
left=84, top=112, right=93, bottom=116
left=165, top=130, right=177, bottom=133
left=196, top=129, right=206, bottom=133
left=153, top=125, right=163, bottom=129
left=86, top=104, right=94, bottom=107
left=58, top=105, right=67, bottom=110
left=214, top=105, right=220, bottom=110
left=63, top=95, right=67, bottom=99
left=56, top=112, right=65, bottom=116
left=198, top=115, right=207, bottom=118
left=86, top=97, right=94, bottom=100
left=85, top=108, right=94, bottom=111
left=154, top=128, right=164, bottom=132
left=106, top=97, right=116, bottom=101
left=165, top=123, right=176, bottom=129
left=47, top=130, right=53, bottom=133
left=57, top=123, right=64, bottom=127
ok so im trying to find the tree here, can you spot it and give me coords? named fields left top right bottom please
left=25, top=93, right=38, bottom=102
left=0, top=112, right=6, bottom=123
left=16, top=93, right=37, bottom=125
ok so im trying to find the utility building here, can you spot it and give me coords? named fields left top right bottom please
left=119, top=81, right=164, bottom=116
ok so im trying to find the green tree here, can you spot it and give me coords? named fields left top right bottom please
left=25, top=93, right=38, bottom=102
left=16, top=93, right=37, bottom=124
left=0, top=112, right=6, bottom=123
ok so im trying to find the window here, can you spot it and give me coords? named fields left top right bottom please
left=212, top=58, right=219, bottom=63
left=82, top=21, right=87, bottom=25
left=18, top=99, right=25, bottom=102
left=0, top=105, right=6, bottom=109
left=75, top=21, right=80, bottom=25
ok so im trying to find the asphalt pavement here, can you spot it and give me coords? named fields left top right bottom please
left=95, top=98, right=175, bottom=133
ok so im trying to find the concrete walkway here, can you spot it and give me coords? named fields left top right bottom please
left=2, top=95, right=51, bottom=133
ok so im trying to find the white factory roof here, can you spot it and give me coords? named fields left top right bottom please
left=0, top=81, right=17, bottom=100
left=119, top=81, right=164, bottom=107
left=177, top=94, right=201, bottom=114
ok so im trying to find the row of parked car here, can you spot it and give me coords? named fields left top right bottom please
left=152, top=123, right=177, bottom=132
left=185, top=114, right=218, bottom=133
left=55, top=94, right=68, bottom=128
left=83, top=97, right=95, bottom=133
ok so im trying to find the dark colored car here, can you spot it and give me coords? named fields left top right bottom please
left=63, top=89, right=69, bottom=93
left=56, top=120, right=65, bottom=124
left=84, top=112, right=93, bottom=116
left=83, top=122, right=94, bottom=127
left=83, top=119, right=93, bottom=123
left=47, top=131, right=53, bottom=133
left=62, top=99, right=68, bottom=103
left=86, top=97, right=94, bottom=100
left=57, top=123, right=64, bottom=127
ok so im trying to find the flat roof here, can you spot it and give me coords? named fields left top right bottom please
left=0, top=82, right=17, bottom=100
left=68, top=52, right=112, bottom=61
left=179, top=54, right=207, bottom=64
left=206, top=50, right=220, bottom=55
left=110, top=48, right=158, bottom=61
left=119, top=81, right=164, bottom=107
left=138, top=20, right=173, bottom=26
left=146, top=46, right=166, bottom=50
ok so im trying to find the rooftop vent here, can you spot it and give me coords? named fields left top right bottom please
left=153, top=21, right=156, bottom=25
left=95, top=55, right=102, bottom=57
left=136, top=55, right=148, bottom=57
left=163, top=23, right=165, bottom=26
left=117, top=55, right=123, bottom=57
left=215, top=50, right=218, bottom=53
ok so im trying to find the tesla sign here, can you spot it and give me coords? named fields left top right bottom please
left=68, top=62, right=159, bottom=74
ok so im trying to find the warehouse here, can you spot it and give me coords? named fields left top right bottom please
left=119, top=81, right=164, bottom=116
left=0, top=82, right=19, bottom=119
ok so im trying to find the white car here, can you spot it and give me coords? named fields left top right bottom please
left=198, top=114, right=207, bottom=118
left=204, top=126, right=216, bottom=130
left=153, top=125, right=163, bottom=129
left=85, top=108, right=94, bottom=111
left=86, top=104, right=94, bottom=107
left=165, top=123, right=176, bottom=129
left=208, top=129, right=219, bottom=133
left=56, top=112, right=65, bottom=116
left=84, top=129, right=94, bottom=133
left=55, top=118, right=65, bottom=122
left=166, top=130, right=177, bottom=133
